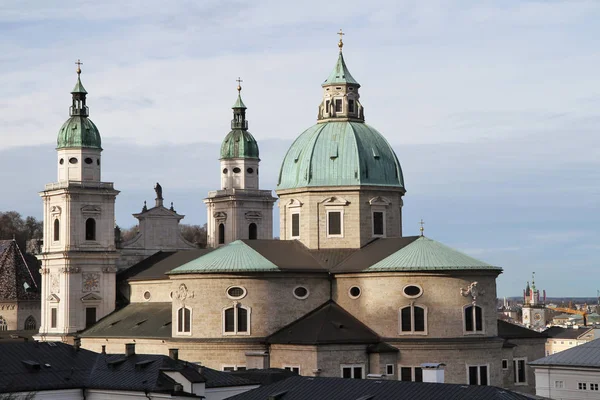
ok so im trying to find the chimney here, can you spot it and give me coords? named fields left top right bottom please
left=169, top=349, right=179, bottom=361
left=421, top=363, right=446, bottom=383
left=101, top=345, right=106, bottom=354
left=125, top=343, right=135, bottom=357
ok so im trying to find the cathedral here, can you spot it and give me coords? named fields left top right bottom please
left=33, top=35, right=542, bottom=392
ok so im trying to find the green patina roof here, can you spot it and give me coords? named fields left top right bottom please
left=168, top=240, right=279, bottom=274
left=366, top=236, right=501, bottom=272
left=57, top=116, right=102, bottom=150
left=277, top=121, right=403, bottom=190
left=220, top=130, right=259, bottom=159
left=71, top=76, right=87, bottom=94
left=232, top=94, right=246, bottom=109
left=323, top=52, right=359, bottom=86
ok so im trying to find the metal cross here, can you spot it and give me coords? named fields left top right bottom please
left=75, top=59, right=83, bottom=74
left=236, top=77, right=243, bottom=92
left=337, top=29, right=345, bottom=41
left=419, top=219, right=425, bottom=236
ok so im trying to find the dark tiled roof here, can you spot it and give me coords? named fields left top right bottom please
left=543, top=326, right=591, bottom=339
left=0, top=240, right=40, bottom=301
left=0, top=342, right=255, bottom=394
left=225, top=375, right=535, bottom=400
left=230, top=368, right=298, bottom=386
left=498, top=320, right=547, bottom=339
left=367, top=342, right=399, bottom=353
left=330, top=236, right=420, bottom=273
left=119, top=250, right=213, bottom=281
left=80, top=302, right=172, bottom=338
left=530, top=338, right=600, bottom=368
left=268, top=301, right=380, bottom=345
left=242, top=240, right=328, bottom=272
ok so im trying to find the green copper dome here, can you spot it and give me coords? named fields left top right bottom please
left=56, top=70, right=102, bottom=150
left=220, top=91, right=259, bottom=159
left=57, top=117, right=101, bottom=150
left=277, top=121, right=404, bottom=190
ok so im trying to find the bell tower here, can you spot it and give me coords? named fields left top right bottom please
left=204, top=80, right=276, bottom=247
left=36, top=61, right=120, bottom=341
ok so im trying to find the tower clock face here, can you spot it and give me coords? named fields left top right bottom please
left=534, top=313, right=542, bottom=321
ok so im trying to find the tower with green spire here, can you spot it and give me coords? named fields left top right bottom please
left=36, top=61, right=119, bottom=342
left=204, top=80, right=276, bottom=248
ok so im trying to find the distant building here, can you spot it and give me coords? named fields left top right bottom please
left=521, top=274, right=548, bottom=330
left=543, top=326, right=600, bottom=356
left=530, top=338, right=600, bottom=399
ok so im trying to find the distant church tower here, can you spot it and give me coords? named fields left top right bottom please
left=204, top=81, right=276, bottom=247
left=521, top=273, right=547, bottom=330
left=36, top=62, right=119, bottom=341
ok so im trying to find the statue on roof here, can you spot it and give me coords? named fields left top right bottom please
left=154, top=182, right=163, bottom=200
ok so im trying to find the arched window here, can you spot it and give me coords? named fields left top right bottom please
left=218, top=223, right=225, bottom=245
left=85, top=218, right=96, bottom=241
left=53, top=219, right=60, bottom=241
left=24, top=316, right=36, bottom=331
left=248, top=223, right=257, bottom=240
left=0, top=316, right=7, bottom=331
left=399, top=304, right=427, bottom=335
left=223, top=304, right=250, bottom=335
left=464, top=304, right=484, bottom=333
left=177, top=307, right=192, bottom=334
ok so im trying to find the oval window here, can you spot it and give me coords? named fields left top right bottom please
left=293, top=286, right=309, bottom=299
left=59, top=158, right=64, bottom=165
left=143, top=291, right=151, bottom=300
left=349, top=286, right=361, bottom=299
left=84, top=157, right=93, bottom=164
left=69, top=157, right=78, bottom=164
left=233, top=167, right=241, bottom=173
left=222, top=168, right=228, bottom=174
left=247, top=167, right=254, bottom=174
left=403, top=284, right=423, bottom=298
left=226, top=286, right=246, bottom=299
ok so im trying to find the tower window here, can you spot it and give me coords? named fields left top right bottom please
left=233, top=167, right=241, bottom=173
left=51, top=308, right=57, bottom=328
left=218, top=223, right=225, bottom=245
left=335, top=99, right=343, bottom=112
left=53, top=219, right=60, bottom=241
left=97, top=159, right=100, bottom=166
left=399, top=304, right=427, bottom=334
left=467, top=365, right=489, bottom=385
left=69, top=157, right=78, bottom=164
left=84, top=157, right=93, bottom=164
left=464, top=305, right=484, bottom=333
left=291, top=213, right=300, bottom=238
left=327, top=211, right=342, bottom=237
left=247, top=167, right=254, bottom=174
left=372, top=211, right=384, bottom=236
left=248, top=223, right=257, bottom=240
left=223, top=168, right=228, bottom=174
left=348, top=99, right=355, bottom=113
left=85, top=218, right=96, bottom=241
left=177, top=307, right=192, bottom=334
left=85, top=307, right=97, bottom=329
left=59, top=158, right=64, bottom=165
left=325, top=100, right=330, bottom=112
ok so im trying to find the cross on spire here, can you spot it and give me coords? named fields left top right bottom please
left=75, top=59, right=83, bottom=75
left=236, top=77, right=243, bottom=92
left=419, top=219, right=425, bottom=236
left=337, top=29, right=344, bottom=52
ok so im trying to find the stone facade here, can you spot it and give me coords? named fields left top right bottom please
left=277, top=187, right=404, bottom=249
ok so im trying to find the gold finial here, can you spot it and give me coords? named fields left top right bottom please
left=419, top=219, right=425, bottom=236
left=337, top=29, right=345, bottom=52
left=75, top=59, right=83, bottom=75
left=236, top=77, right=243, bottom=92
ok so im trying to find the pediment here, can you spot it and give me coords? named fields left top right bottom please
left=47, top=294, right=60, bottom=303
left=50, top=206, right=62, bottom=215
left=321, top=196, right=350, bottom=206
left=369, top=196, right=392, bottom=206
left=287, top=198, right=303, bottom=208
left=81, top=293, right=102, bottom=302
left=136, top=206, right=182, bottom=219
left=213, top=211, right=227, bottom=220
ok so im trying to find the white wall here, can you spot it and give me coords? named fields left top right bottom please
left=534, top=366, right=600, bottom=399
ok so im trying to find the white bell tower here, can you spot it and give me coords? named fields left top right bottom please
left=36, top=61, right=119, bottom=341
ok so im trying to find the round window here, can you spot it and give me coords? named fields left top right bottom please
left=143, top=291, right=151, bottom=300
left=247, top=167, right=254, bottom=174
left=59, top=158, right=64, bottom=165
left=84, top=157, right=93, bottom=164
left=349, top=286, right=361, bottom=299
left=403, top=284, right=423, bottom=298
left=222, top=168, right=228, bottom=174
left=226, top=286, right=247, bottom=299
left=69, top=157, right=78, bottom=164
left=293, top=286, right=309, bottom=299
left=233, top=167, right=241, bottom=173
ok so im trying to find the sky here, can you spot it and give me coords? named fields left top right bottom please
left=0, top=0, right=598, bottom=297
